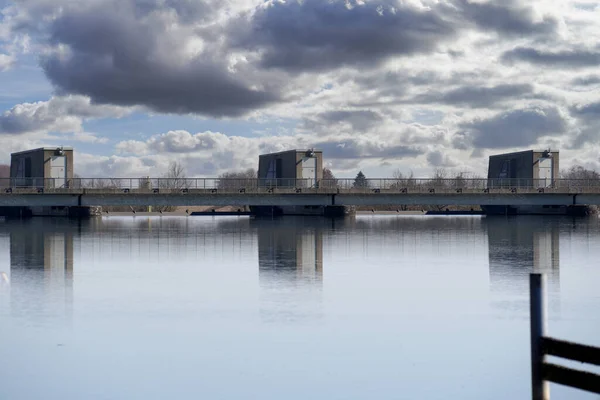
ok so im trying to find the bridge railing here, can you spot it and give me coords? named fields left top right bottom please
left=3, top=178, right=600, bottom=192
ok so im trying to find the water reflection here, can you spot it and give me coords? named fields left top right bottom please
left=253, top=217, right=325, bottom=323
left=486, top=216, right=560, bottom=294
left=0, top=215, right=598, bottom=400
left=8, top=219, right=74, bottom=324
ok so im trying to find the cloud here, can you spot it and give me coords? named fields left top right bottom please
left=232, top=0, right=457, bottom=73
left=114, top=128, right=427, bottom=177
left=48, top=131, right=110, bottom=144
left=426, top=150, right=458, bottom=168
left=572, top=75, right=600, bottom=86
left=415, top=83, right=537, bottom=108
left=303, top=110, right=384, bottom=132
left=0, top=53, right=14, bottom=71
left=3, top=0, right=579, bottom=122
left=502, top=47, right=600, bottom=68
left=116, top=130, right=260, bottom=155
left=312, top=140, right=423, bottom=160
left=568, top=101, right=600, bottom=148
left=455, top=0, right=558, bottom=36
left=457, top=107, right=569, bottom=149
left=0, top=95, right=132, bottom=135
left=35, top=0, right=279, bottom=118
left=572, top=101, right=600, bottom=117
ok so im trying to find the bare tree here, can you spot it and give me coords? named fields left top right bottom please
left=159, top=161, right=189, bottom=190
left=428, top=168, right=449, bottom=211
left=217, top=168, right=257, bottom=190
left=78, top=177, right=123, bottom=189
left=321, top=167, right=339, bottom=189
left=391, top=169, right=415, bottom=210
left=154, top=161, right=189, bottom=212
left=430, top=168, right=448, bottom=188
left=561, top=165, right=600, bottom=180
left=561, top=165, right=600, bottom=190
left=0, top=164, right=9, bottom=178
left=392, top=169, right=415, bottom=188
left=453, top=172, right=466, bottom=190
left=0, top=164, right=10, bottom=187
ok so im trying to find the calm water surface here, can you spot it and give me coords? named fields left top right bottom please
left=0, top=215, right=599, bottom=400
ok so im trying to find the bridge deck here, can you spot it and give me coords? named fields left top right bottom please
left=1, top=178, right=599, bottom=207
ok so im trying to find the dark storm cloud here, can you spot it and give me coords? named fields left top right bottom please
left=458, top=107, right=567, bottom=149
left=233, top=0, right=457, bottom=72
left=502, top=47, right=600, bottom=68
left=231, top=0, right=559, bottom=74
left=39, top=1, right=278, bottom=117
left=455, top=0, right=558, bottom=36
left=415, top=83, right=536, bottom=108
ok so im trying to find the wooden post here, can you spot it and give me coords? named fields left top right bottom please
left=530, top=273, right=549, bottom=399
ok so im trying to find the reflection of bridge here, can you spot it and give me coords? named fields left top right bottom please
left=256, top=218, right=323, bottom=283
left=7, top=220, right=74, bottom=322
left=2, top=178, right=600, bottom=207
left=487, top=217, right=560, bottom=294
left=255, top=218, right=324, bottom=322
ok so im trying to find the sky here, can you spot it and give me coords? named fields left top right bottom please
left=1, top=0, right=600, bottom=179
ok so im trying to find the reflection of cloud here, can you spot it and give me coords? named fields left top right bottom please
left=254, top=217, right=325, bottom=323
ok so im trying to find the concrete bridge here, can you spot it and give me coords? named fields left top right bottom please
left=1, top=178, right=600, bottom=208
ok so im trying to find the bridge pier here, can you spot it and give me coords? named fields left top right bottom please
left=250, top=205, right=352, bottom=218
left=0, top=206, right=33, bottom=219
left=0, top=206, right=100, bottom=219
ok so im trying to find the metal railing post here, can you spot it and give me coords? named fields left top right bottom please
left=530, top=273, right=549, bottom=400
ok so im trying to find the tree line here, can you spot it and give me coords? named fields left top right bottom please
left=2, top=163, right=597, bottom=184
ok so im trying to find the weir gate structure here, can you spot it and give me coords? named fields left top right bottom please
left=1, top=178, right=600, bottom=209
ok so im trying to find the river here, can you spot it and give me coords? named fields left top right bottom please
left=0, top=215, right=599, bottom=399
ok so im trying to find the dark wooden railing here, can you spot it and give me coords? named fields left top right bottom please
left=530, top=274, right=600, bottom=399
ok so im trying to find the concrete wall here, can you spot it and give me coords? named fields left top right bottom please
left=258, top=150, right=298, bottom=182
left=488, top=150, right=559, bottom=186
left=292, top=151, right=323, bottom=181
left=10, top=148, right=74, bottom=187
left=532, top=151, right=559, bottom=181
left=258, top=150, right=323, bottom=187
left=43, top=149, right=74, bottom=182
left=10, top=150, right=45, bottom=184
left=488, top=150, right=534, bottom=180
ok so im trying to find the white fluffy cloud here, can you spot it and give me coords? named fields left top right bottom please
left=0, top=53, right=13, bottom=70
left=109, top=128, right=473, bottom=178
left=0, top=95, right=132, bottom=138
